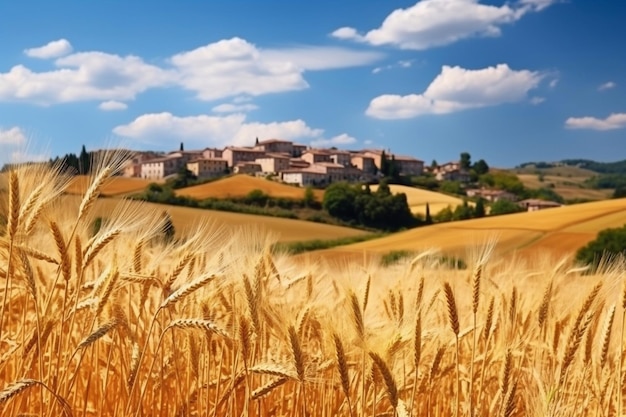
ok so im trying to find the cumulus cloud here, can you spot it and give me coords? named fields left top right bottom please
left=367, top=64, right=543, bottom=119
left=310, top=133, right=358, bottom=147
left=0, top=52, right=174, bottom=105
left=565, top=113, right=626, bottom=131
left=2, top=37, right=384, bottom=106
left=99, top=100, right=128, bottom=111
left=598, top=81, right=616, bottom=91
left=0, top=126, right=27, bottom=145
left=24, top=39, right=73, bottom=59
left=332, top=0, right=559, bottom=50
left=171, top=37, right=308, bottom=100
left=212, top=103, right=258, bottom=113
left=113, top=112, right=327, bottom=149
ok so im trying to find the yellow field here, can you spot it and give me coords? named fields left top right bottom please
left=370, top=184, right=465, bottom=215
left=318, top=197, right=626, bottom=261
left=65, top=176, right=152, bottom=196
left=516, top=173, right=611, bottom=201
left=177, top=175, right=325, bottom=201
left=61, top=195, right=368, bottom=243
left=4, top=162, right=626, bottom=417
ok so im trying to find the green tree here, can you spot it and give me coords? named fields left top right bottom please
left=440, top=180, right=463, bottom=195
left=474, top=198, right=486, bottom=218
left=490, top=199, right=524, bottom=216
left=614, top=186, right=626, bottom=199
left=380, top=150, right=389, bottom=177
left=453, top=199, right=473, bottom=220
left=472, top=159, right=489, bottom=175
left=323, top=182, right=358, bottom=221
left=576, top=225, right=626, bottom=269
left=425, top=202, right=432, bottom=224
left=79, top=144, right=90, bottom=175
left=303, top=186, right=316, bottom=207
left=460, top=152, right=472, bottom=171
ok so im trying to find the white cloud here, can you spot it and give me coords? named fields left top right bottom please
left=530, top=96, right=545, bottom=105
left=549, top=78, right=559, bottom=88
left=565, top=113, right=626, bottom=131
left=171, top=37, right=307, bottom=101
left=24, top=39, right=73, bottom=59
left=373, top=59, right=415, bottom=74
left=0, top=126, right=27, bottom=145
left=0, top=52, right=174, bottom=105
left=598, top=81, right=616, bottom=91
left=212, top=103, right=258, bottom=113
left=99, top=100, right=128, bottom=111
left=367, top=63, right=543, bottom=119
left=332, top=0, right=559, bottom=50
left=3, top=37, right=383, bottom=106
left=262, top=46, right=384, bottom=70
left=310, top=133, right=358, bottom=148
left=113, top=112, right=325, bottom=149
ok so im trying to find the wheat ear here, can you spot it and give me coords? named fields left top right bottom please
left=369, top=352, right=398, bottom=409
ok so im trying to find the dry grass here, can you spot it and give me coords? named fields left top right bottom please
left=516, top=173, right=612, bottom=201
left=62, top=194, right=368, bottom=243
left=370, top=184, right=466, bottom=215
left=3, top=157, right=626, bottom=417
left=176, top=174, right=325, bottom=201
left=319, top=197, right=626, bottom=261
left=65, top=176, right=152, bottom=197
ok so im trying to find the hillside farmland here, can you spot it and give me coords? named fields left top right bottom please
left=176, top=174, right=325, bottom=201
left=316, top=197, right=626, bottom=262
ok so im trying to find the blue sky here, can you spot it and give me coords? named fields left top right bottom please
left=1, top=0, right=625, bottom=168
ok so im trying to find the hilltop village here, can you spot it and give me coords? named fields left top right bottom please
left=122, top=138, right=471, bottom=187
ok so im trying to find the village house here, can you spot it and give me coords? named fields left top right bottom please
left=301, top=149, right=332, bottom=165
left=222, top=147, right=266, bottom=167
left=394, top=155, right=424, bottom=176
left=186, top=158, right=228, bottom=179
left=292, top=143, right=307, bottom=157
left=202, top=148, right=223, bottom=159
left=233, top=162, right=262, bottom=175
left=351, top=154, right=376, bottom=175
left=253, top=139, right=294, bottom=155
left=281, top=169, right=328, bottom=187
left=123, top=151, right=162, bottom=177
left=308, top=162, right=346, bottom=183
left=518, top=199, right=562, bottom=212
left=141, top=156, right=183, bottom=180
left=255, top=154, right=291, bottom=174
left=329, top=150, right=352, bottom=167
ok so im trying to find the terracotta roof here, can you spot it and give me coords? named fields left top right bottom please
left=187, top=158, right=227, bottom=163
left=257, top=138, right=292, bottom=144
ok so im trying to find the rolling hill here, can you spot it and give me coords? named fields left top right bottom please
left=313, top=197, right=626, bottom=262
left=64, top=195, right=368, bottom=243
left=370, top=183, right=466, bottom=215
left=176, top=175, right=325, bottom=201
left=66, top=176, right=152, bottom=197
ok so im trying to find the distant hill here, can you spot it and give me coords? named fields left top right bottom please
left=310, top=197, right=626, bottom=262
left=516, top=159, right=626, bottom=175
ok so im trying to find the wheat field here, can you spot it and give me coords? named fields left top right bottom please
left=176, top=174, right=325, bottom=201
left=2, top=154, right=626, bottom=417
left=369, top=184, right=466, bottom=216
left=318, top=197, right=626, bottom=261
left=65, top=176, right=153, bottom=197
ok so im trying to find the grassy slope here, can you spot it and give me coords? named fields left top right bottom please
left=67, top=195, right=369, bottom=243
left=66, top=176, right=153, bottom=197
left=509, top=165, right=611, bottom=201
left=176, top=174, right=325, bottom=201
left=314, top=197, right=626, bottom=261
left=370, top=184, right=465, bottom=215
